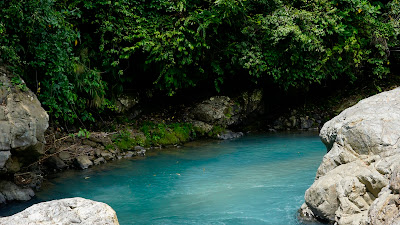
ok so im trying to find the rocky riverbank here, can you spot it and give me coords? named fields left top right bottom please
left=0, top=67, right=266, bottom=205
left=300, top=87, right=400, bottom=224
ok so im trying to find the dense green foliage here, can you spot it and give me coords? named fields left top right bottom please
left=0, top=0, right=398, bottom=124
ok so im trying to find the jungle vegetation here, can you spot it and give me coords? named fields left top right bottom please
left=0, top=0, right=399, bottom=124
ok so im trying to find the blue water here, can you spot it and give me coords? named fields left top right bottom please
left=0, top=132, right=325, bottom=224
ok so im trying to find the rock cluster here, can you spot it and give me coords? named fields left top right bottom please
left=300, top=87, right=400, bottom=225
left=44, top=132, right=147, bottom=172
left=0, top=197, right=119, bottom=225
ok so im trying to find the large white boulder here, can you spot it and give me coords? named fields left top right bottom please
left=0, top=197, right=119, bottom=225
left=301, top=87, right=400, bottom=224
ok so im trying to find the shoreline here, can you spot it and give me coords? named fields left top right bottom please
left=1, top=131, right=325, bottom=225
left=0, top=130, right=322, bottom=216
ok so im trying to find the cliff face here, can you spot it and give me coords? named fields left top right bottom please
left=300, top=87, right=400, bottom=224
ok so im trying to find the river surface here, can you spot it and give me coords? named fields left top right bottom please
left=0, top=132, right=326, bottom=224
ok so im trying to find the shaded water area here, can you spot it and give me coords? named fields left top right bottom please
left=0, top=132, right=326, bottom=224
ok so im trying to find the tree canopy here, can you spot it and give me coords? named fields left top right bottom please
left=0, top=0, right=398, bottom=124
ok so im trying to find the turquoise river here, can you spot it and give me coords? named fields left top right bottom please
left=0, top=132, right=326, bottom=224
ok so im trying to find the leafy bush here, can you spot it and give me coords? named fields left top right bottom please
left=0, top=0, right=107, bottom=124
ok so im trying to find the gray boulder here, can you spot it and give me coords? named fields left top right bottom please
left=0, top=67, right=49, bottom=172
left=300, top=87, right=400, bottom=224
left=0, top=180, right=34, bottom=204
left=0, top=197, right=119, bottom=225
left=75, top=155, right=93, bottom=169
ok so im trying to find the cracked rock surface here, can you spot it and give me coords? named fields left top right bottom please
left=300, top=87, right=400, bottom=225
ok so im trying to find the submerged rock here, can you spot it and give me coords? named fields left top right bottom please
left=300, top=87, right=400, bottom=224
left=0, top=197, right=119, bottom=225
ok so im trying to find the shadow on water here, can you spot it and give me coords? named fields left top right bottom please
left=0, top=132, right=328, bottom=225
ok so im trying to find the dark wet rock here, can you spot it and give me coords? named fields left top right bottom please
left=46, top=155, right=67, bottom=170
